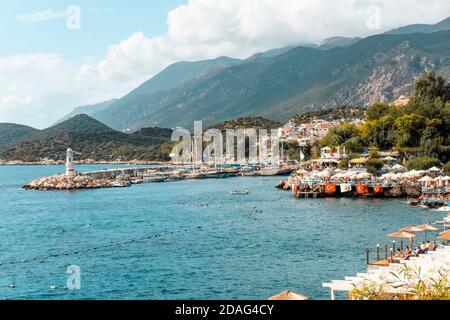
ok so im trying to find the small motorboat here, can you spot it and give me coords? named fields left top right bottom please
left=259, top=166, right=280, bottom=176
left=433, top=206, right=450, bottom=212
left=230, top=189, right=249, bottom=195
left=143, top=174, right=166, bottom=183
left=407, top=199, right=421, bottom=207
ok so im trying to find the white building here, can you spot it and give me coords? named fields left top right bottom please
left=66, top=148, right=75, bottom=176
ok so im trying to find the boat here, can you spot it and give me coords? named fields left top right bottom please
left=230, top=189, right=249, bottom=195
left=142, top=174, right=166, bottom=183
left=241, top=171, right=258, bottom=177
left=407, top=198, right=421, bottom=207
left=434, top=206, right=450, bottom=212
left=259, top=166, right=280, bottom=176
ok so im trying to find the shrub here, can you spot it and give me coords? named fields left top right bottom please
left=406, top=156, right=441, bottom=170
left=339, top=158, right=349, bottom=170
left=368, top=147, right=379, bottom=159
left=367, top=159, right=384, bottom=174
left=443, top=161, right=450, bottom=175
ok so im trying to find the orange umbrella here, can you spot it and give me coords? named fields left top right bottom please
left=439, top=229, right=450, bottom=236
left=268, top=290, right=310, bottom=300
left=416, top=224, right=439, bottom=231
left=415, top=224, right=439, bottom=241
left=439, top=232, right=450, bottom=241
left=389, top=231, right=416, bottom=248
left=400, top=226, right=423, bottom=233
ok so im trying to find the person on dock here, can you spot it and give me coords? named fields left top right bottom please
left=414, top=246, right=424, bottom=256
left=404, top=246, right=412, bottom=257
left=420, top=242, right=427, bottom=251
left=394, top=248, right=405, bottom=259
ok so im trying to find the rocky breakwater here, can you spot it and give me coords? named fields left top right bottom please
left=23, top=174, right=131, bottom=191
left=276, top=180, right=292, bottom=191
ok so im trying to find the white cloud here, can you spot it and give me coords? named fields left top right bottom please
left=0, top=54, right=117, bottom=128
left=82, top=0, right=450, bottom=85
left=16, top=9, right=67, bottom=23
left=3, top=0, right=450, bottom=128
left=0, top=53, right=63, bottom=72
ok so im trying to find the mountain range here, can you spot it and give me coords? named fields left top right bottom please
left=55, top=16, right=450, bottom=132
left=55, top=99, right=117, bottom=124
left=385, top=16, right=450, bottom=35
left=0, top=115, right=173, bottom=162
left=0, top=113, right=284, bottom=162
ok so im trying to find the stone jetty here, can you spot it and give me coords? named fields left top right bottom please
left=276, top=180, right=292, bottom=191
left=23, top=174, right=131, bottom=191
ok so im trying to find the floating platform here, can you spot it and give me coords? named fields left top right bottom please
left=291, top=184, right=409, bottom=199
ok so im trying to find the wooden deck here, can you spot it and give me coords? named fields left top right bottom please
left=368, top=259, right=391, bottom=267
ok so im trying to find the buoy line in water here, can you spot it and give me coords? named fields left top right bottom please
left=0, top=218, right=251, bottom=268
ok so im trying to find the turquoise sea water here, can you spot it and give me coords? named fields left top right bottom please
left=0, top=165, right=444, bottom=300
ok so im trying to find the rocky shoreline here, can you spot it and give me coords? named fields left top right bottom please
left=1, top=160, right=172, bottom=166
left=23, top=175, right=132, bottom=191
left=276, top=180, right=292, bottom=191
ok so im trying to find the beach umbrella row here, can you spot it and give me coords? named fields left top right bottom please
left=268, top=290, right=309, bottom=300
left=428, top=166, right=442, bottom=173
left=388, top=231, right=416, bottom=248
left=391, top=164, right=406, bottom=173
left=389, top=224, right=440, bottom=247
left=439, top=229, right=450, bottom=241
left=416, top=224, right=439, bottom=231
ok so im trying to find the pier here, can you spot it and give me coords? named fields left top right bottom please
left=276, top=166, right=450, bottom=204
left=23, top=150, right=297, bottom=191
left=277, top=180, right=420, bottom=199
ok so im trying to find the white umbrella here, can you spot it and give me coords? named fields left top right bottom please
left=318, top=168, right=333, bottom=177
left=391, top=173, right=404, bottom=181
left=383, top=156, right=396, bottom=161
left=405, top=170, right=420, bottom=177
left=391, top=164, right=406, bottom=172
left=332, top=173, right=346, bottom=179
left=419, top=176, right=434, bottom=183
left=442, top=176, right=450, bottom=181
left=435, top=176, right=446, bottom=187
left=428, top=166, right=442, bottom=172
left=357, top=172, right=373, bottom=179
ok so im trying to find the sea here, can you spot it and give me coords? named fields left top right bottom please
left=0, top=164, right=444, bottom=300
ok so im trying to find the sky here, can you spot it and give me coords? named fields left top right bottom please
left=1, top=0, right=450, bottom=128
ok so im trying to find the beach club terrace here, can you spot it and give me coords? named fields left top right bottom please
left=281, top=159, right=450, bottom=201
left=323, top=222, right=450, bottom=300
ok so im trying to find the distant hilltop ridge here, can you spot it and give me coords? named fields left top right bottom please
left=56, top=16, right=450, bottom=132
left=0, top=108, right=364, bottom=163
left=385, top=16, right=450, bottom=35
left=0, top=114, right=174, bottom=162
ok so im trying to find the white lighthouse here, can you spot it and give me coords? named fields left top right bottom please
left=66, top=148, right=75, bottom=176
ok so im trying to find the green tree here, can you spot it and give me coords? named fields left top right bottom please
left=362, top=116, right=396, bottom=150
left=414, top=72, right=450, bottom=102
left=342, top=136, right=365, bottom=153
left=395, top=114, right=426, bottom=147
left=320, top=123, right=360, bottom=147
left=406, top=156, right=441, bottom=171
left=339, top=158, right=349, bottom=170
left=367, top=159, right=384, bottom=174
left=443, top=161, right=450, bottom=175
left=366, top=103, right=391, bottom=121
left=368, top=147, right=379, bottom=159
